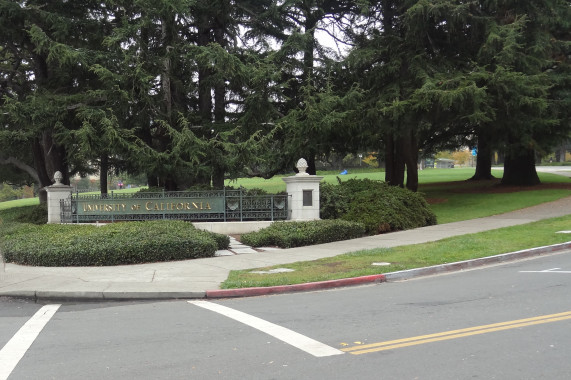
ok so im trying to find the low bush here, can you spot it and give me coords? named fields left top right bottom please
left=241, top=219, right=366, bottom=248
left=319, top=182, right=351, bottom=220
left=342, top=188, right=437, bottom=233
left=320, top=178, right=437, bottom=234
left=14, top=204, right=48, bottom=224
left=1, top=220, right=229, bottom=267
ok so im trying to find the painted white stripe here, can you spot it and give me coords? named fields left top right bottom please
left=520, top=270, right=571, bottom=274
left=189, top=300, right=343, bottom=357
left=520, top=268, right=571, bottom=273
left=0, top=304, right=61, bottom=380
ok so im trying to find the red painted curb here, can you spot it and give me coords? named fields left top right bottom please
left=206, top=274, right=386, bottom=299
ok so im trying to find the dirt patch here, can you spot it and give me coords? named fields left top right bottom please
left=322, top=262, right=345, bottom=268
left=426, top=198, right=448, bottom=204
left=477, top=182, right=571, bottom=194
left=229, top=234, right=241, bottom=242
left=423, top=179, right=571, bottom=194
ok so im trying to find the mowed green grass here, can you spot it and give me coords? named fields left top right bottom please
left=423, top=170, right=571, bottom=223
left=221, top=214, right=571, bottom=289
left=0, top=197, right=39, bottom=211
left=225, top=168, right=570, bottom=223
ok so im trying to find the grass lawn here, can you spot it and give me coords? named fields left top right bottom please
left=0, top=198, right=39, bottom=211
left=422, top=170, right=571, bottom=223
left=221, top=214, right=571, bottom=289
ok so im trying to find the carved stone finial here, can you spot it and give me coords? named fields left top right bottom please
left=53, top=171, right=63, bottom=185
left=296, top=158, right=309, bottom=176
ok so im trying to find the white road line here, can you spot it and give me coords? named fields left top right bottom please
left=189, top=300, right=343, bottom=357
left=0, top=304, right=61, bottom=380
left=520, top=268, right=571, bottom=274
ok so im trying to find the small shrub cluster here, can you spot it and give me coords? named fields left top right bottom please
left=320, top=178, right=437, bottom=234
left=241, top=219, right=366, bottom=248
left=1, top=220, right=229, bottom=267
left=14, top=204, right=48, bottom=224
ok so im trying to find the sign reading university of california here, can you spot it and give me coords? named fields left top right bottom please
left=77, top=197, right=224, bottom=215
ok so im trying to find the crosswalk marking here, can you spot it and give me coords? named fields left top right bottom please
left=0, top=304, right=61, bottom=380
left=189, top=300, right=343, bottom=357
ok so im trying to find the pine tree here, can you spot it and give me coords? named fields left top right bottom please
left=0, top=0, right=116, bottom=200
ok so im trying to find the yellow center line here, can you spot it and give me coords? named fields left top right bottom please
left=342, top=311, right=571, bottom=355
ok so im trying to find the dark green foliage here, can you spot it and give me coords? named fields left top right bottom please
left=210, top=231, right=231, bottom=251
left=342, top=189, right=437, bottom=234
left=241, top=219, right=366, bottom=249
left=320, top=179, right=437, bottom=234
left=14, top=204, right=47, bottom=225
left=1, top=220, right=229, bottom=267
left=319, top=181, right=351, bottom=220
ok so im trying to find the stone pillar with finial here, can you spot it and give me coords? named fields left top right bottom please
left=45, top=171, right=73, bottom=224
left=282, top=158, right=324, bottom=220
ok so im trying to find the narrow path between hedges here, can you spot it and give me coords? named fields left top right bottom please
left=215, top=236, right=282, bottom=257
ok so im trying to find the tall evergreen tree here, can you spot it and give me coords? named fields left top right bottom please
left=0, top=0, right=116, bottom=200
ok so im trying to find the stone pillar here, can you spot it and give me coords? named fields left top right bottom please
left=45, top=171, right=73, bottom=224
left=282, top=158, right=324, bottom=221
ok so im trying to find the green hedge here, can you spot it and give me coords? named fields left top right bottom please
left=241, top=219, right=366, bottom=248
left=321, top=178, right=437, bottom=234
left=15, top=204, right=48, bottom=224
left=1, top=220, right=229, bottom=267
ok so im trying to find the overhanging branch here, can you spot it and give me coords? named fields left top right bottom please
left=0, top=156, right=40, bottom=183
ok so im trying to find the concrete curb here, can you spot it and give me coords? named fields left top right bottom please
left=0, top=291, right=207, bottom=302
left=205, top=242, right=571, bottom=299
left=206, top=274, right=387, bottom=299
left=384, top=241, right=571, bottom=282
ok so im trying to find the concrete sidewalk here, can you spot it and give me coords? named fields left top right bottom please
left=1, top=195, right=570, bottom=301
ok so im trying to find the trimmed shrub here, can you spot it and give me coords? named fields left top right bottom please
left=241, top=219, right=366, bottom=248
left=2, top=220, right=228, bottom=267
left=319, top=182, right=351, bottom=220
left=15, top=204, right=48, bottom=225
left=209, top=231, right=231, bottom=250
left=320, top=178, right=437, bottom=234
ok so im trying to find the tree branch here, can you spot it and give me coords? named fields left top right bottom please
left=0, top=156, right=40, bottom=183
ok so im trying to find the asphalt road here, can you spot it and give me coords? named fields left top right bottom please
left=1, top=251, right=570, bottom=379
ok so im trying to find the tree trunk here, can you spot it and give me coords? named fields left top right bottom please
left=33, top=137, right=67, bottom=204
left=385, top=131, right=405, bottom=187
left=307, top=154, right=317, bottom=176
left=501, top=149, right=540, bottom=186
left=470, top=128, right=495, bottom=180
left=147, top=175, right=159, bottom=188
left=384, top=132, right=394, bottom=184
left=164, top=176, right=177, bottom=191
left=198, top=14, right=212, bottom=124
left=32, top=139, right=49, bottom=203
left=42, top=131, right=69, bottom=185
left=100, top=155, right=109, bottom=195
left=404, top=130, right=418, bottom=192
left=559, top=144, right=567, bottom=162
left=212, top=166, right=225, bottom=189
left=210, top=20, right=227, bottom=189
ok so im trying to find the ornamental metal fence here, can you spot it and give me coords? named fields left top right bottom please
left=60, top=188, right=289, bottom=223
